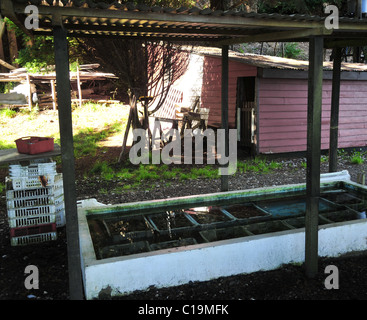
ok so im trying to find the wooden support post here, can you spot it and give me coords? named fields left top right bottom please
left=305, top=36, right=324, bottom=279
left=26, top=73, right=32, bottom=111
left=357, top=173, right=366, bottom=185
left=53, top=26, right=84, bottom=300
left=221, top=45, right=229, bottom=192
left=329, top=47, right=342, bottom=173
left=51, top=79, right=57, bottom=110
left=76, top=65, right=82, bottom=107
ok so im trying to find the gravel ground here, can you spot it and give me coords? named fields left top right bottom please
left=1, top=151, right=367, bottom=301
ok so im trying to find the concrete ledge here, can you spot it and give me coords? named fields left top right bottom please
left=80, top=217, right=367, bottom=299
left=78, top=173, right=367, bottom=299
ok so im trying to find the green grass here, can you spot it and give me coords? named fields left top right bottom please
left=0, top=108, right=17, bottom=118
left=321, top=155, right=329, bottom=163
left=89, top=160, right=220, bottom=185
left=89, top=160, right=116, bottom=180
left=0, top=140, right=15, bottom=150
left=135, top=164, right=160, bottom=180
left=350, top=151, right=364, bottom=165
left=0, top=102, right=129, bottom=155
left=115, top=168, right=135, bottom=180
left=88, top=155, right=284, bottom=190
left=73, top=121, right=122, bottom=158
left=237, top=157, right=283, bottom=174
left=190, top=166, right=219, bottom=179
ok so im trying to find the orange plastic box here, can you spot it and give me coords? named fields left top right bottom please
left=15, top=137, right=54, bottom=155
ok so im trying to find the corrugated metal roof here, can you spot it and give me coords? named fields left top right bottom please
left=2, top=0, right=367, bottom=46
left=7, top=0, right=364, bottom=23
left=195, top=47, right=367, bottom=72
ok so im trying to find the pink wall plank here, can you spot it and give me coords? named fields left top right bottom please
left=259, top=78, right=367, bottom=154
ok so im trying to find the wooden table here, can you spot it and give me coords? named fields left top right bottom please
left=0, top=144, right=61, bottom=166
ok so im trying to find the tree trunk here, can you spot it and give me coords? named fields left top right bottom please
left=7, top=26, right=18, bottom=67
left=0, top=19, right=6, bottom=72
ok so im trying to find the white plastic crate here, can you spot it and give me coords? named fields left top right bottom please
left=8, top=213, right=56, bottom=228
left=11, top=232, right=57, bottom=246
left=54, top=194, right=64, bottom=206
left=53, top=181, right=64, bottom=198
left=10, top=175, right=56, bottom=190
left=56, top=202, right=65, bottom=227
left=8, top=173, right=62, bottom=190
left=7, top=204, right=56, bottom=219
left=6, top=193, right=57, bottom=209
left=6, top=186, right=54, bottom=200
left=9, top=162, right=56, bottom=178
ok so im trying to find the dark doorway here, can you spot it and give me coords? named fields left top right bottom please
left=236, top=77, right=256, bottom=155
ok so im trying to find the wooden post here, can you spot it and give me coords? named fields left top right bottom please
left=76, top=65, right=82, bottom=107
left=329, top=47, right=342, bottom=173
left=53, top=25, right=84, bottom=300
left=305, top=36, right=324, bottom=278
left=26, top=73, right=32, bottom=111
left=221, top=45, right=229, bottom=192
left=357, top=173, right=366, bottom=185
left=51, top=79, right=57, bottom=110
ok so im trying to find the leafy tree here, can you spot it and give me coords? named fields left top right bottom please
left=79, top=37, right=190, bottom=158
left=257, top=0, right=345, bottom=15
left=2, top=16, right=83, bottom=73
left=283, top=42, right=302, bottom=59
left=73, top=0, right=195, bottom=160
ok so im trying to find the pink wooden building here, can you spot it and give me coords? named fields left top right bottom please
left=200, top=51, right=367, bottom=155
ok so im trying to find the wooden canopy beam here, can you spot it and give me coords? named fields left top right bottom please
left=53, top=22, right=257, bottom=36
left=325, top=38, right=367, bottom=48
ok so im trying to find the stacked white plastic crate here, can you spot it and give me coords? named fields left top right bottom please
left=6, top=160, right=65, bottom=246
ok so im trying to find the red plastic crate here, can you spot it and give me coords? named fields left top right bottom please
left=15, top=137, right=54, bottom=155
left=10, top=223, right=56, bottom=237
